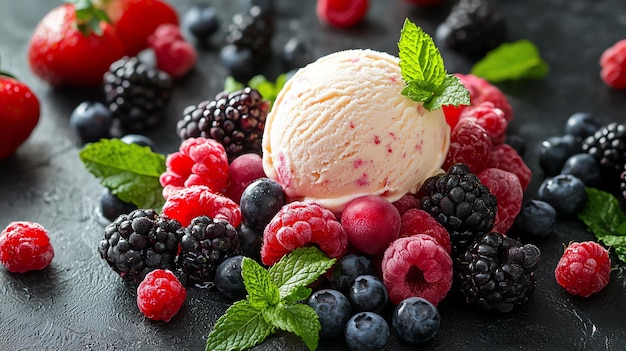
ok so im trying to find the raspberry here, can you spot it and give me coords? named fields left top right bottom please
left=160, top=137, right=230, bottom=200
left=555, top=241, right=611, bottom=297
left=316, top=0, right=369, bottom=28
left=260, top=201, right=348, bottom=266
left=391, top=193, right=419, bottom=216
left=456, top=73, right=513, bottom=122
left=600, top=39, right=626, bottom=89
left=137, top=269, right=187, bottom=322
left=148, top=24, right=197, bottom=79
left=162, top=185, right=242, bottom=227
left=0, top=221, right=54, bottom=273
left=400, top=209, right=451, bottom=255
left=489, top=143, right=532, bottom=191
left=442, top=104, right=468, bottom=130
left=459, top=101, right=508, bottom=145
left=443, top=118, right=493, bottom=174
left=478, top=168, right=523, bottom=234
left=381, top=235, right=453, bottom=306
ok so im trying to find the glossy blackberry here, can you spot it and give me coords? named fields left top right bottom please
left=98, top=209, right=184, bottom=284
left=103, top=56, right=173, bottom=132
left=456, top=232, right=540, bottom=313
left=419, top=163, right=498, bottom=257
left=226, top=6, right=274, bottom=57
left=581, top=122, right=626, bottom=174
left=436, top=0, right=506, bottom=57
left=177, top=215, right=241, bottom=283
left=176, top=87, right=270, bottom=160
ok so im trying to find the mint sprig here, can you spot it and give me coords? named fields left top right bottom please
left=398, top=19, right=469, bottom=111
left=205, top=247, right=336, bottom=351
left=471, top=40, right=549, bottom=83
left=79, top=138, right=166, bottom=210
left=224, top=73, right=287, bottom=108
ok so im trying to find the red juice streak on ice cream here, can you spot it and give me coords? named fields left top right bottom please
left=357, top=173, right=369, bottom=186
left=374, top=135, right=380, bottom=144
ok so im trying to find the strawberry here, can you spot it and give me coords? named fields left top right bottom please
left=0, top=73, right=40, bottom=160
left=28, top=1, right=125, bottom=87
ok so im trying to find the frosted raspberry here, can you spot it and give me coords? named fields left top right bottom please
left=381, top=235, right=453, bottom=306
left=443, top=118, right=492, bottom=174
left=489, top=143, right=532, bottom=191
left=162, top=185, right=242, bottom=227
left=261, top=201, right=348, bottom=266
left=478, top=168, right=523, bottom=234
left=460, top=101, right=508, bottom=145
left=400, top=209, right=451, bottom=254
left=456, top=73, right=513, bottom=122
left=137, top=269, right=186, bottom=322
left=0, top=221, right=54, bottom=273
left=600, top=39, right=626, bottom=89
left=555, top=241, right=611, bottom=297
left=391, top=193, right=419, bottom=216
left=160, top=137, right=230, bottom=200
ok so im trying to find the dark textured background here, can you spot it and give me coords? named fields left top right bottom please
left=1, top=0, right=626, bottom=350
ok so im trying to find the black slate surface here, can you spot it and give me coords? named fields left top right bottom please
left=1, top=0, right=626, bottom=350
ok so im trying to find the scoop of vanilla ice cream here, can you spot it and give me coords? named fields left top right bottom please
left=262, top=49, right=450, bottom=212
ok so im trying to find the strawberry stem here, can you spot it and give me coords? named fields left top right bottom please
left=64, top=0, right=111, bottom=36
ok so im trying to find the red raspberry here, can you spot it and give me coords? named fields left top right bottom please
left=600, top=39, right=626, bottom=89
left=160, top=137, right=230, bottom=200
left=137, top=269, right=186, bottom=322
left=391, top=193, right=419, bottom=216
left=162, top=185, right=242, bottom=227
left=400, top=209, right=451, bottom=254
left=555, top=241, right=611, bottom=297
left=148, top=24, right=197, bottom=79
left=381, top=235, right=453, bottom=306
left=261, top=201, right=348, bottom=266
left=442, top=104, right=467, bottom=130
left=316, top=0, right=369, bottom=28
left=460, top=101, right=508, bottom=145
left=477, top=168, right=523, bottom=234
left=225, top=153, right=266, bottom=204
left=456, top=73, right=513, bottom=122
left=443, top=118, right=492, bottom=174
left=489, top=143, right=532, bottom=191
left=0, top=221, right=54, bottom=273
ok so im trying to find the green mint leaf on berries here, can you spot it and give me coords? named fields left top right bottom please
left=223, top=73, right=287, bottom=108
left=79, top=138, right=166, bottom=210
left=269, top=246, right=336, bottom=298
left=242, top=257, right=280, bottom=309
left=398, top=18, right=469, bottom=111
left=263, top=303, right=321, bottom=351
left=205, top=300, right=274, bottom=351
left=471, top=40, right=549, bottom=83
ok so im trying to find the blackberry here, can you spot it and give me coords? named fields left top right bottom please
left=176, top=87, right=270, bottom=160
left=225, top=6, right=274, bottom=57
left=177, top=216, right=241, bottom=283
left=436, top=0, right=506, bottom=58
left=419, top=163, right=497, bottom=257
left=98, top=209, right=184, bottom=284
left=581, top=122, right=626, bottom=174
left=456, top=232, right=540, bottom=313
left=103, top=56, right=173, bottom=132
left=620, top=164, right=626, bottom=200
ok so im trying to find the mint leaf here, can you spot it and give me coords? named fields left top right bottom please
left=205, top=300, right=274, bottom=351
left=224, top=76, right=244, bottom=93
left=426, top=75, right=471, bottom=110
left=268, top=247, right=335, bottom=299
left=223, top=73, right=287, bottom=107
left=282, top=286, right=312, bottom=304
left=263, top=303, right=321, bottom=351
left=79, top=139, right=166, bottom=210
left=242, top=257, right=280, bottom=309
left=471, top=40, right=549, bottom=83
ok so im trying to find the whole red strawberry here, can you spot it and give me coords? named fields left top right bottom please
left=28, top=1, right=125, bottom=87
left=0, top=74, right=40, bottom=160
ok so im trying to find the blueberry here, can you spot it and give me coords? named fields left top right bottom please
left=561, top=153, right=602, bottom=187
left=237, top=223, right=263, bottom=263
left=214, top=255, right=246, bottom=300
left=538, top=135, right=581, bottom=176
left=69, top=101, right=112, bottom=143
left=240, top=178, right=286, bottom=229
left=538, top=174, right=587, bottom=216
left=392, top=297, right=440, bottom=345
left=308, top=289, right=352, bottom=339
left=120, top=134, right=156, bottom=151
left=220, top=44, right=257, bottom=83
left=281, top=37, right=313, bottom=71
left=513, top=200, right=556, bottom=239
left=99, top=189, right=137, bottom=221
left=505, top=134, right=526, bottom=157
left=348, top=275, right=388, bottom=313
left=330, top=254, right=378, bottom=295
left=182, top=5, right=219, bottom=43
left=344, top=312, right=390, bottom=351
left=564, top=112, right=601, bottom=139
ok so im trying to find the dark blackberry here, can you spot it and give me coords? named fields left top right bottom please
left=225, top=5, right=274, bottom=57
left=436, top=0, right=506, bottom=58
left=177, top=216, right=241, bottom=283
left=419, top=163, right=498, bottom=257
left=98, top=209, right=184, bottom=284
left=581, top=122, right=626, bottom=174
left=176, top=87, right=270, bottom=160
left=455, top=232, right=540, bottom=313
left=103, top=56, right=173, bottom=132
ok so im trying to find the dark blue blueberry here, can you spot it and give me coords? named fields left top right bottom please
left=120, top=134, right=156, bottom=151
left=237, top=223, right=263, bottom=263
left=561, top=153, right=602, bottom=187
left=344, top=312, right=390, bottom=351
left=330, top=254, right=378, bottom=295
left=513, top=200, right=556, bottom=239
left=69, top=101, right=112, bottom=143
left=99, top=189, right=137, bottom=221
left=182, top=5, right=219, bottom=43
left=281, top=37, right=313, bottom=71
left=348, top=275, right=388, bottom=313
left=505, top=134, right=526, bottom=157
left=564, top=112, right=601, bottom=139
left=214, top=255, right=246, bottom=300
left=307, top=289, right=352, bottom=339
left=220, top=44, right=257, bottom=83
left=392, top=297, right=440, bottom=345
left=240, top=178, right=286, bottom=229
left=538, top=174, right=587, bottom=216
left=538, top=134, right=581, bottom=176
